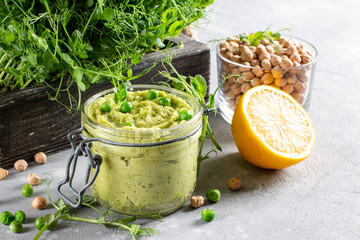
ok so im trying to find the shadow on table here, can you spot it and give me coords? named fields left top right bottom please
left=195, top=152, right=289, bottom=194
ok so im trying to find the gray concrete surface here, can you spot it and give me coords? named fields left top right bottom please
left=2, top=0, right=360, bottom=239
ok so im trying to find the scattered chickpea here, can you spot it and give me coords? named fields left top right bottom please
left=228, top=177, right=242, bottom=191
left=34, top=152, right=47, bottom=164
left=27, top=173, right=41, bottom=186
left=14, top=160, right=28, bottom=172
left=190, top=196, right=204, bottom=208
left=0, top=168, right=9, bottom=180
left=32, top=196, right=47, bottom=210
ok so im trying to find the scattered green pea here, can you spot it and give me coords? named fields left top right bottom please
left=201, top=209, right=215, bottom=222
left=14, top=211, right=26, bottom=223
left=35, top=217, right=45, bottom=230
left=179, top=110, right=193, bottom=121
left=21, top=184, right=33, bottom=197
left=206, top=189, right=221, bottom=203
left=9, top=220, right=23, bottom=233
left=100, top=101, right=112, bottom=112
left=124, top=122, right=135, bottom=127
left=0, top=211, right=14, bottom=225
left=120, top=101, right=133, bottom=113
left=158, top=97, right=171, bottom=106
left=146, top=89, right=159, bottom=100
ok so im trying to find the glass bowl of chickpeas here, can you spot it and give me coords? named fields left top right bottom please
left=217, top=34, right=318, bottom=124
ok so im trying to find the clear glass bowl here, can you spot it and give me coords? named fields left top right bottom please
left=81, top=85, right=202, bottom=216
left=217, top=36, right=318, bottom=124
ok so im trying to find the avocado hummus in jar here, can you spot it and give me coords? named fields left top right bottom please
left=82, top=85, right=202, bottom=216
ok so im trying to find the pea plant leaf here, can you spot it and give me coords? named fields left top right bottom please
left=119, top=216, right=137, bottom=225
left=72, top=68, right=86, bottom=91
left=190, top=74, right=207, bottom=98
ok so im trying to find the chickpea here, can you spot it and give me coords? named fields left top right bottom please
left=260, top=38, right=269, bottom=45
left=289, top=61, right=302, bottom=74
left=266, top=45, right=275, bottom=54
left=249, top=46, right=256, bottom=54
left=256, top=44, right=266, bottom=55
left=241, top=46, right=253, bottom=62
left=228, top=84, right=242, bottom=98
left=261, top=59, right=272, bottom=69
left=293, top=80, right=306, bottom=93
left=14, top=160, right=28, bottom=172
left=242, top=71, right=255, bottom=80
left=235, top=94, right=242, bottom=104
left=250, top=77, right=261, bottom=87
left=239, top=62, right=251, bottom=72
left=270, top=83, right=281, bottom=89
left=231, top=67, right=241, bottom=75
left=297, top=72, right=308, bottom=82
left=225, top=51, right=233, bottom=59
left=259, top=52, right=271, bottom=61
left=34, top=152, right=47, bottom=164
left=261, top=73, right=274, bottom=85
left=286, top=73, right=297, bottom=84
left=241, top=82, right=252, bottom=93
left=301, top=54, right=313, bottom=64
left=235, top=76, right=245, bottom=85
left=250, top=59, right=260, bottom=67
left=27, top=173, right=41, bottom=186
left=222, top=80, right=232, bottom=93
left=227, top=76, right=236, bottom=85
left=219, top=41, right=229, bottom=49
left=271, top=66, right=284, bottom=79
left=277, top=48, right=287, bottom=56
left=32, top=196, right=47, bottom=210
left=228, top=42, right=240, bottom=54
left=290, top=53, right=302, bottom=64
left=0, top=168, right=8, bottom=180
left=282, top=84, right=294, bottom=94
left=190, top=196, right=204, bottom=208
left=252, top=65, right=264, bottom=77
left=284, top=39, right=295, bottom=48
left=222, top=62, right=231, bottom=73
left=228, top=177, right=242, bottom=191
left=286, top=45, right=297, bottom=56
left=280, top=56, right=293, bottom=69
left=291, top=91, right=304, bottom=103
left=274, top=78, right=287, bottom=87
left=230, top=55, right=241, bottom=63
left=270, top=54, right=282, bottom=67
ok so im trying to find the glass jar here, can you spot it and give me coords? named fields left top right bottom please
left=81, top=85, right=202, bottom=216
left=217, top=36, right=318, bottom=124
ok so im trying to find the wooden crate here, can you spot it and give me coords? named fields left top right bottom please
left=0, top=34, right=210, bottom=169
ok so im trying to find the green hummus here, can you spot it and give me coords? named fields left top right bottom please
left=84, top=89, right=201, bottom=215
left=88, top=90, right=192, bottom=130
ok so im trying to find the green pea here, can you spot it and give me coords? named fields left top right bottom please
left=146, top=89, right=159, bottom=100
left=179, top=110, right=193, bottom=121
left=100, top=101, right=112, bottom=112
left=9, top=221, right=23, bottom=233
left=201, top=209, right=215, bottom=222
left=0, top=211, right=14, bottom=225
left=35, top=217, right=45, bottom=230
left=21, top=184, right=33, bottom=197
left=206, top=189, right=221, bottom=203
left=158, top=97, right=171, bottom=106
left=14, top=211, right=26, bottom=223
left=120, top=101, right=133, bottom=113
left=124, top=122, right=135, bottom=127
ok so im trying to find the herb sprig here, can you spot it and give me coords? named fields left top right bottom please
left=239, top=27, right=289, bottom=46
left=35, top=174, right=158, bottom=240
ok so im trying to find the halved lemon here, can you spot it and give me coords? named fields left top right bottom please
left=231, top=85, right=315, bottom=169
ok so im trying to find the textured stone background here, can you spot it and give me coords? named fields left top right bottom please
left=2, top=0, right=360, bottom=239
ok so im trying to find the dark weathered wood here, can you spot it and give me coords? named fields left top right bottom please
left=0, top=34, right=210, bottom=169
